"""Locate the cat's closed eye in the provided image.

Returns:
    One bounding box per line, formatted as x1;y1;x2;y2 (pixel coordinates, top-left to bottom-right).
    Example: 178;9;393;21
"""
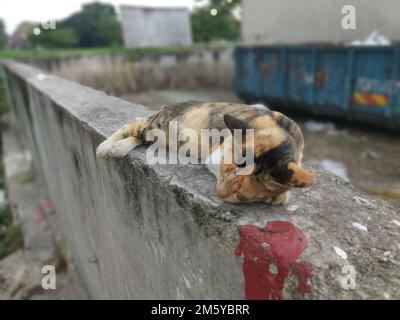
237;162;247;168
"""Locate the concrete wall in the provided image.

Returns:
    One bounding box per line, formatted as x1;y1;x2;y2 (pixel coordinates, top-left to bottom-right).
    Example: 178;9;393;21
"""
120;6;192;48
29;49;233;96
242;0;400;44
2;61;399;299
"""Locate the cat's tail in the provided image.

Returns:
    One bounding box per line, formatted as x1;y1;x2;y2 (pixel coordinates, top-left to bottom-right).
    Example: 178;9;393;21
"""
96;117;148;158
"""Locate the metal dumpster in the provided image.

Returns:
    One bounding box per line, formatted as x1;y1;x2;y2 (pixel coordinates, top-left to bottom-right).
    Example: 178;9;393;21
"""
234;45;400;130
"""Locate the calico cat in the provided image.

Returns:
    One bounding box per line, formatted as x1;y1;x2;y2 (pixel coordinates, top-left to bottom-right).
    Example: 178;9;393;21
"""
96;101;314;205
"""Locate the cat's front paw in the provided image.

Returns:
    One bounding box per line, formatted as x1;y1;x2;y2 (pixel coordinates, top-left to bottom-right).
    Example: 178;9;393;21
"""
108;138;137;158
96;138;115;158
267;192;290;205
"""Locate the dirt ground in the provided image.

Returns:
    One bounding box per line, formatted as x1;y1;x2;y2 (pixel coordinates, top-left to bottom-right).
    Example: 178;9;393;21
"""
122;89;400;209
300;119;400;208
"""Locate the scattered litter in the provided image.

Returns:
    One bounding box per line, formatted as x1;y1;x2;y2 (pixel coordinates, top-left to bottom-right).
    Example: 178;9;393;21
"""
348;30;391;46
320;159;350;182
383;292;390;299
378;256;389;262
377;251;393;262
287;205;299;212
392;219;400;227
352;222;368;232
383;251;392;257
353;196;375;208
305;120;335;133
334;246;348;260
361;150;379;160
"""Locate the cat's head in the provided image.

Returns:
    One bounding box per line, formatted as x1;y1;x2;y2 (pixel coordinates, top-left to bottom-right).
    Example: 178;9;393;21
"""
223;114;314;189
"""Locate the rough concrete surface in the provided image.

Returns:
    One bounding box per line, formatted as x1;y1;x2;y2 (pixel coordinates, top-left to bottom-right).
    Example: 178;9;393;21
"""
1;61;399;299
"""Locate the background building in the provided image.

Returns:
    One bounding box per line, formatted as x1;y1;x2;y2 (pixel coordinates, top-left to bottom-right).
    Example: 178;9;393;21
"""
241;0;400;44
120;5;192;48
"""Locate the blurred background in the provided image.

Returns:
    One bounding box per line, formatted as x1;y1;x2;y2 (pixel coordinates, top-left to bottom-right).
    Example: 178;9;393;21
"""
0;0;399;298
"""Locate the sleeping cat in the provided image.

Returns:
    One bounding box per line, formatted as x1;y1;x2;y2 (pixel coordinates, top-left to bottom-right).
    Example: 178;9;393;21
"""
96;101;314;205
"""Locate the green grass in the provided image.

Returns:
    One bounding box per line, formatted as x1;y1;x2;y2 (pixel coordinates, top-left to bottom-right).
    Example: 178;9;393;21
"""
0;222;23;260
0;161;5;190
0;202;23;260
0;43;233;60
0;163;23;259
0;131;23;259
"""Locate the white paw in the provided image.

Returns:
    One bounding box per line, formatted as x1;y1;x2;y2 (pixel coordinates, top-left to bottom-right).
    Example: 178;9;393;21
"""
282;191;290;204
108;138;137;158
96;138;115;158
271;191;290;205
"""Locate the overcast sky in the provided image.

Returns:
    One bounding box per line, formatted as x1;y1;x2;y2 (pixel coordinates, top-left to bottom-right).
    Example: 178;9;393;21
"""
1;0;203;34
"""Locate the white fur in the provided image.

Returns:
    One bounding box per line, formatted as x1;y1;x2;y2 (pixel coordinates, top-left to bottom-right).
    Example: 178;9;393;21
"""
205;146;223;179
96;137;116;158
251;103;267;110
96;137;142;158
282;191;290;204
109;137;142;157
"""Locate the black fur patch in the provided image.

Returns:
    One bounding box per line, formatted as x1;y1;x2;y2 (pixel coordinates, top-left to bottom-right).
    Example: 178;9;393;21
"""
223;114;252;133
255;139;295;184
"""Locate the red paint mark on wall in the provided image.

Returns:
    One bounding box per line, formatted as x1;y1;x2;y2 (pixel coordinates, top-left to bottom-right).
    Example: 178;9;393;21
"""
41;198;54;214
291;261;312;296
33;198;54;232
235;221;312;300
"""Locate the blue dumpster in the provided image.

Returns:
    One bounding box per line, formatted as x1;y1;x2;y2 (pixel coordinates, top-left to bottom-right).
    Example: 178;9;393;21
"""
234;45;400;130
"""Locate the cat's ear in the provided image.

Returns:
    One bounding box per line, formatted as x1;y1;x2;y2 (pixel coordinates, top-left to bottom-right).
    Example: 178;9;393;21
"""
223;115;252;138
287;162;315;187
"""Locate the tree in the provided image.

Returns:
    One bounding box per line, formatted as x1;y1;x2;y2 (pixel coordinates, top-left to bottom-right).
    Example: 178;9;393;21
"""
93;16;122;47
0;19;7;49
9;22;32;49
191;0;241;42
29;27;78;48
59;2;122;47
27;2;123;48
